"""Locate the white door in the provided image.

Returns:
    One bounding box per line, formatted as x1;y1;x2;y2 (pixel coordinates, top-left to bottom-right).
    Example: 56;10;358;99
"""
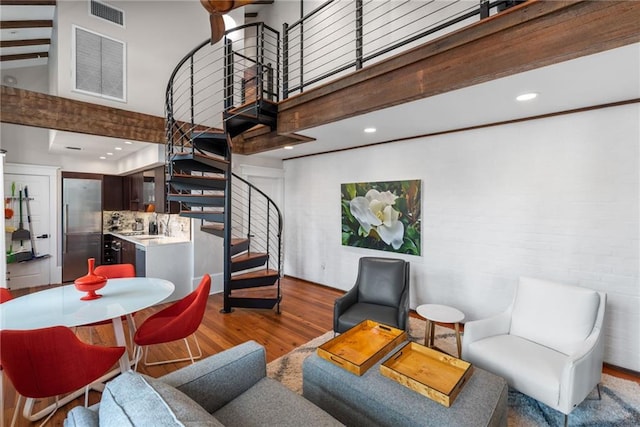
5;173;53;289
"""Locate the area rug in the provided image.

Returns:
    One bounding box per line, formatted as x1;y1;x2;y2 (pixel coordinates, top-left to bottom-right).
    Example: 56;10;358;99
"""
267;317;640;426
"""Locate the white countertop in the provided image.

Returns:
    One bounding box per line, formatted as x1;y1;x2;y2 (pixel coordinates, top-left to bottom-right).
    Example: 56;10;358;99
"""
109;232;191;248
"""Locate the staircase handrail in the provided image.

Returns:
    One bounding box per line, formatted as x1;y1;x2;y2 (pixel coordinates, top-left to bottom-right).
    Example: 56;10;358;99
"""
232;172;283;237
165;21;281;108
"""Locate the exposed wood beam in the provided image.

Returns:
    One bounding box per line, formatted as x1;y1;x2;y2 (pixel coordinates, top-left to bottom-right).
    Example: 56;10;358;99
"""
0;1;56;5
233;127;314;155
0;38;50;48
1;52;48;61
0;20;53;29
277;0;640;140
0;86;166;144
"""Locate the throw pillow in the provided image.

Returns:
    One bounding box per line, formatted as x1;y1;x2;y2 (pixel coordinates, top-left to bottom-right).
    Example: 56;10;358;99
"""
99;371;223;426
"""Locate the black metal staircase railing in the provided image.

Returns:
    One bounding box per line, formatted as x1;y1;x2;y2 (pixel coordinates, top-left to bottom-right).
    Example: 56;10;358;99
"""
165;23;283;313
163;1;529;314
282;0;522;98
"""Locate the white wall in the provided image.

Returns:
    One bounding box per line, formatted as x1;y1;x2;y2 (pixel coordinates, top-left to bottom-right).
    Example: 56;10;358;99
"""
54;0;212;116
283;104;640;371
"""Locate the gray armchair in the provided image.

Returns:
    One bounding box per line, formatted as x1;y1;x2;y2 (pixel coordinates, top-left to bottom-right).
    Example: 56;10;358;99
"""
334;257;410;334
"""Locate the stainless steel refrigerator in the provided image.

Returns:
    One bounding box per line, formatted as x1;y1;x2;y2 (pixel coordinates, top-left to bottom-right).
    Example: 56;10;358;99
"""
62;176;102;283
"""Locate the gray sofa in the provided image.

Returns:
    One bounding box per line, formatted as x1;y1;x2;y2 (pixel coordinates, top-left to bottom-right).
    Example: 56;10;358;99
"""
64;340;343;426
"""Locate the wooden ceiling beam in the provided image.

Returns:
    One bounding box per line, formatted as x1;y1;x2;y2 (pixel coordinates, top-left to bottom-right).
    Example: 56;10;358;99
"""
277;0;640;138
0;1;56;5
0;86;166;144
0;38;50;48
1;52;48;61
0;20;53;29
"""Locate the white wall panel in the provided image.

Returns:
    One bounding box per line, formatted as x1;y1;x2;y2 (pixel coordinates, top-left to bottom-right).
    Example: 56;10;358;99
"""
283;104;640;370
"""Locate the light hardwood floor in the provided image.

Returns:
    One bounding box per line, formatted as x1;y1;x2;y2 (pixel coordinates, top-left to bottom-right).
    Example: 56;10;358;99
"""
2;277;638;426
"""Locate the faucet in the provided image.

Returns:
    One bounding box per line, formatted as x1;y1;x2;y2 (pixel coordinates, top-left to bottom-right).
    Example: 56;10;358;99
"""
160;215;172;237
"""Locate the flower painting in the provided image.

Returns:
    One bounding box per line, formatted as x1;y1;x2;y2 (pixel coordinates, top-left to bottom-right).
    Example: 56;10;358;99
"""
341;180;421;255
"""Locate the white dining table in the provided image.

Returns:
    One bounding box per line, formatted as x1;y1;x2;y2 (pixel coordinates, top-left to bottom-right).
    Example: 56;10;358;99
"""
0;277;174;421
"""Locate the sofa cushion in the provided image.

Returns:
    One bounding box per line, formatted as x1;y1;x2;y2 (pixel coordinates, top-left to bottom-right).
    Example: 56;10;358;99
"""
213;377;344;427
99;371;222;426
466;334;566;408
510;277;600;355
64;406;98;427
161;340;267;414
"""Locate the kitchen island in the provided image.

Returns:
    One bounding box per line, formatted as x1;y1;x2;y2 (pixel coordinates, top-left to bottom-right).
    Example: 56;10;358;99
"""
108;232;193;302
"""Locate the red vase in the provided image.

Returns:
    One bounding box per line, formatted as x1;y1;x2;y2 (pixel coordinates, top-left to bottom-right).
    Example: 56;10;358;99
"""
74;258;107;301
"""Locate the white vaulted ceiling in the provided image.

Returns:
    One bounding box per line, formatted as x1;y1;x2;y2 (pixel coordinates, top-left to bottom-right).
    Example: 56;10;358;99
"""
0;1;55;70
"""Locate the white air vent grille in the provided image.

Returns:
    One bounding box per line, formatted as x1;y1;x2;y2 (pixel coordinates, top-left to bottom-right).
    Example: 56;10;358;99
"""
90;0;124;26
73;26;126;101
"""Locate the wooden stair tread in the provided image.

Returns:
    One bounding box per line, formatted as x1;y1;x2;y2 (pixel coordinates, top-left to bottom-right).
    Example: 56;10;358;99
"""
232;252;268;262
228;98;277;113
202;224;224;230
169;193;224;199
231;269;279;280
172;152;229;164
171;173;225;181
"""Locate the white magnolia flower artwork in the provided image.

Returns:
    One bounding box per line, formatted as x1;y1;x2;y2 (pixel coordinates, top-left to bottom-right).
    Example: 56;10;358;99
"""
349;189;404;249
341;180;421;255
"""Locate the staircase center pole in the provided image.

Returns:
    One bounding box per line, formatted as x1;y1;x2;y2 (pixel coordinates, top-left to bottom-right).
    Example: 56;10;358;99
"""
222;38;234;313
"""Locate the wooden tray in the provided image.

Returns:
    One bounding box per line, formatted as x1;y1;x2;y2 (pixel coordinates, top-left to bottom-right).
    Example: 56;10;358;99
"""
380;342;473;407
317;320;407;376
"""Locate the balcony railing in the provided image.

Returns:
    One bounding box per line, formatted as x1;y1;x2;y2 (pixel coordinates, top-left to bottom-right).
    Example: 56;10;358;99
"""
283;0;521;98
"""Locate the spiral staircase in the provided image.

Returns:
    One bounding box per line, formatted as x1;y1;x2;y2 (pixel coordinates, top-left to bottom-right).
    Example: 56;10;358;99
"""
165;25;283;313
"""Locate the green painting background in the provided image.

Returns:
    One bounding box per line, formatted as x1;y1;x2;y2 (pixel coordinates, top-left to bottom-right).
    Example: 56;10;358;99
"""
341;179;421;255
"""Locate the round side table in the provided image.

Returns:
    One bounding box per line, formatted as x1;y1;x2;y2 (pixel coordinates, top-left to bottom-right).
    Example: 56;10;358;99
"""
416;304;465;358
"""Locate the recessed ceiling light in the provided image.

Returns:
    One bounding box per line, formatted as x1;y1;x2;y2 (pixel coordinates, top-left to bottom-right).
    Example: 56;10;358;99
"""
516;92;538;102
107;152;114;156
3;75;17;86
124;141;133;145
283;145;294;150
99;156;107;160
364;127;376;133
114;147;123;151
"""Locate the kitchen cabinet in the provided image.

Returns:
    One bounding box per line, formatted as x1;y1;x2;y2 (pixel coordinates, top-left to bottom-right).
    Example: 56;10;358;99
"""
109;233;192;302
103;167;179;214
126;172;144;211
119;237;136;265
102;175;124;211
152;166;180;214
144;241;192;301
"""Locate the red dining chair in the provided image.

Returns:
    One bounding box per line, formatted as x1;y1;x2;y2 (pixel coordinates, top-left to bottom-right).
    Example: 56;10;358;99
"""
134;274;211;369
0;288;13;427
79;263;136;346
0;326;125;426
0;287;12;303
94;263;136;279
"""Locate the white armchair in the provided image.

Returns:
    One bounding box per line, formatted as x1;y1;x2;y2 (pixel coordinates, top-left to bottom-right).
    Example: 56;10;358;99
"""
462;277;606;426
